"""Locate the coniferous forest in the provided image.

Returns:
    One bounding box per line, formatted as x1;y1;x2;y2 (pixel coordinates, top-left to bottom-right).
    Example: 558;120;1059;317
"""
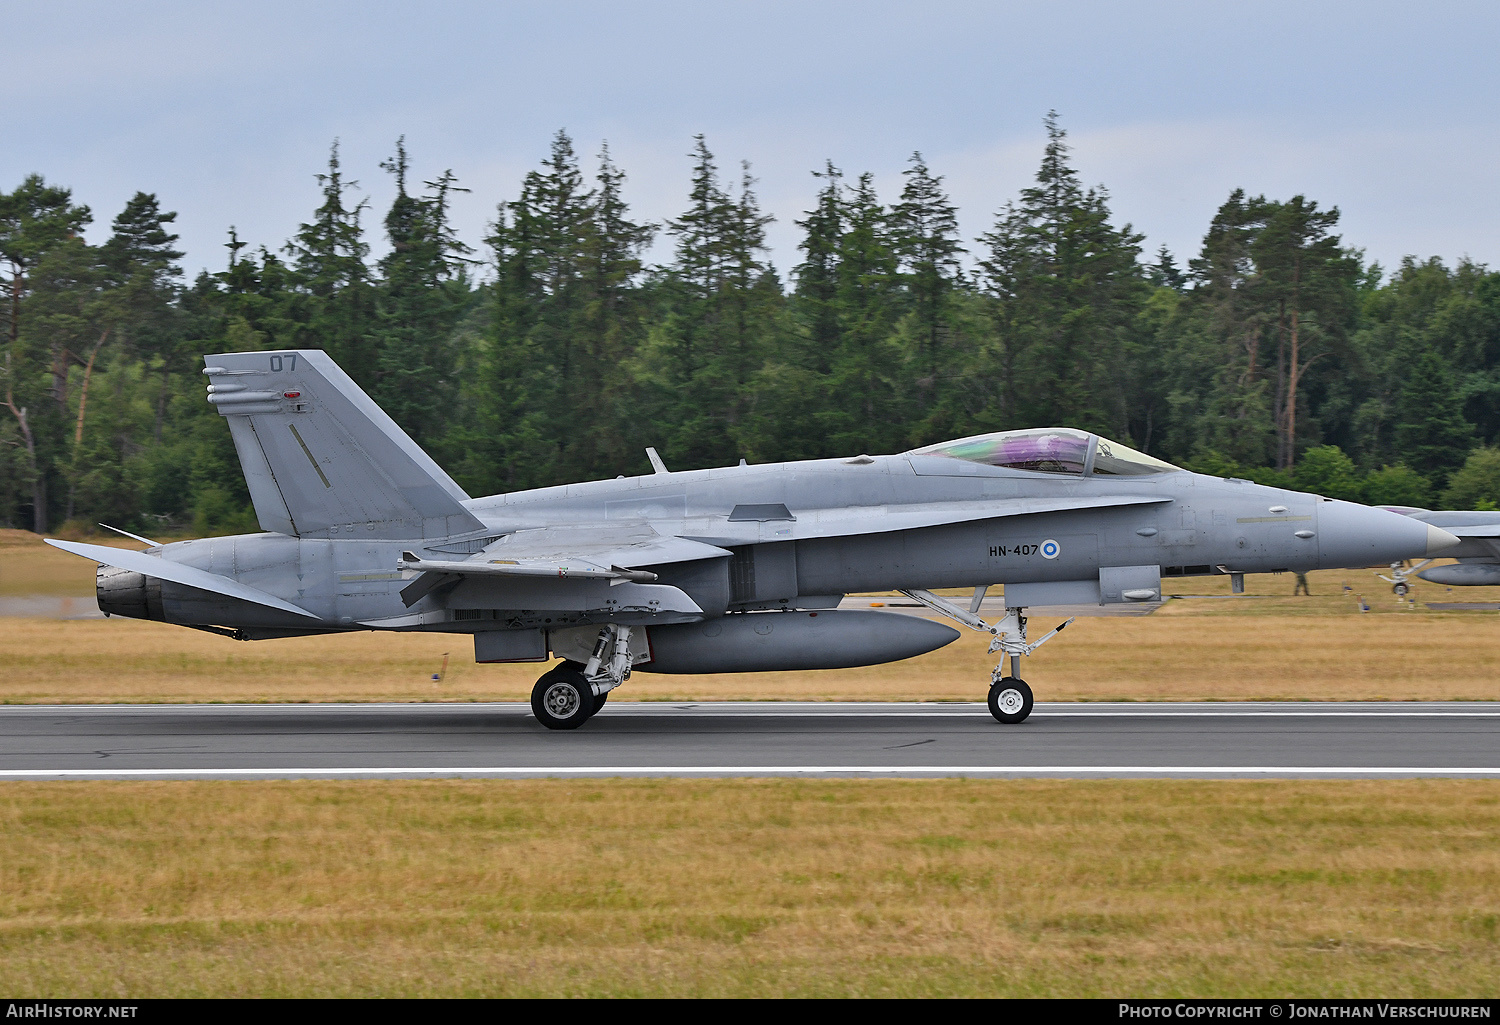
5;116;1500;537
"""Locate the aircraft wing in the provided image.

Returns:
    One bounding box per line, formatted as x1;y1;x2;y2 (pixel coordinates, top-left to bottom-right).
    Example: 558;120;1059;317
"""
404;523;730;578
396;523;729;607
1423;524;1500;538
479;522;732;568
1398;510;1500;536
1389;510;1500;561
45;539;321;619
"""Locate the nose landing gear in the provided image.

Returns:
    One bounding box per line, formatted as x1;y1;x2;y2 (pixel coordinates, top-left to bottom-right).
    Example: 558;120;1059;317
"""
899;590;1071;724
1379;560;1429;597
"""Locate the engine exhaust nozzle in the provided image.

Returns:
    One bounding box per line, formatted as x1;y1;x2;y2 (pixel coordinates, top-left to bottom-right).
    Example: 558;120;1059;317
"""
96;563;164;621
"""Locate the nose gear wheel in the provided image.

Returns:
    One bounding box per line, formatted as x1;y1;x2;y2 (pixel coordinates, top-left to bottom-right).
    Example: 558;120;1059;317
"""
988;677;1033;724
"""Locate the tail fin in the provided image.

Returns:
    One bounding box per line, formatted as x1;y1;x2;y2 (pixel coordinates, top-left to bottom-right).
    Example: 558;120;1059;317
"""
203;349;484;539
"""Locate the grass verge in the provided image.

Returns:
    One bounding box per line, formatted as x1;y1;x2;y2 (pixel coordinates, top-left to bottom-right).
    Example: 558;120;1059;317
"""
0;779;1496;997
2;609;1497;703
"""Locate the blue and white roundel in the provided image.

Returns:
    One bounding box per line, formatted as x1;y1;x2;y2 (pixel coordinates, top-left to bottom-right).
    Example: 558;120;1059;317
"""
1040;539;1060;560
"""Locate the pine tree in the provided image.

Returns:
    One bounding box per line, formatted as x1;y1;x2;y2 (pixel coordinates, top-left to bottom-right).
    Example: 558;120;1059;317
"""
374;138;474;447
1251;196;1359;467
1185;189;1279;465
100;193;185;441
664;135;732;383
651;136;773;467
890;152;962;383
479;132;654;490
1395;349;1474;485
830;172;904;449
572;142;654;473
792;161;843;372
1147;245;1185;289
976;114;1145;441
722;160;775;389
0;176;94;530
580;142;653;370
286;141;375;381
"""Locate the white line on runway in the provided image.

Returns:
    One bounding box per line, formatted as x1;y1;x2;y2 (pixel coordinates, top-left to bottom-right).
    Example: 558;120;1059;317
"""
612;714;1500;720
4;704;1499;718
3;766;1500;779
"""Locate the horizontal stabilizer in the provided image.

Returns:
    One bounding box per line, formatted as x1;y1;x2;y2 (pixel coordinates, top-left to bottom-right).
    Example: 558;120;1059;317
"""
203;349;484;539
45;539;321;620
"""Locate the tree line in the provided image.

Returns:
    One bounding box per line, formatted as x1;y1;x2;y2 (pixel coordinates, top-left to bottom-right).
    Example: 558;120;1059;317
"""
5;114;1500;537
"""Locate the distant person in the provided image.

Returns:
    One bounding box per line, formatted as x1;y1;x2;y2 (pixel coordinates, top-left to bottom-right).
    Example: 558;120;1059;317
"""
1293;572;1311;596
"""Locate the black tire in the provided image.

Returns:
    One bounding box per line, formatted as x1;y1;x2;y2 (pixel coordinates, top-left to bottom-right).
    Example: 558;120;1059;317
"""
531;665;594;730
549;660;608;717
1393;582;1410;597
988;677;1034;724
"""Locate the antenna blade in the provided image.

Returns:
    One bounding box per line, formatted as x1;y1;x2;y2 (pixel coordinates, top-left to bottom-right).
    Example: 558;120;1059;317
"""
98;523;161;547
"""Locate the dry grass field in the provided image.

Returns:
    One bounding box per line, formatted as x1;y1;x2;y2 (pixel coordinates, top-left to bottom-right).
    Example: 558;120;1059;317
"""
3;608;1500;704
0;779;1495;997
0;528;147;597
2;527;1498;703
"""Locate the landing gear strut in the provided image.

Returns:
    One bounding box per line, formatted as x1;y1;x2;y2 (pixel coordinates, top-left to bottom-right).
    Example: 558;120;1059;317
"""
1379;560;1429;597
899;590;1071;724
530;624;634;730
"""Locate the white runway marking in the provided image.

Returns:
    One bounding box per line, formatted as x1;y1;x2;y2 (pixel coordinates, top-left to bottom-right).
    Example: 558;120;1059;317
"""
6;702;1499;717
4;766;1500;780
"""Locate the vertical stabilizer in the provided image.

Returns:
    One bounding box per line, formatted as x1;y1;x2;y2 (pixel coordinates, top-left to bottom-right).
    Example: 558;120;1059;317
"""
203;349;484;539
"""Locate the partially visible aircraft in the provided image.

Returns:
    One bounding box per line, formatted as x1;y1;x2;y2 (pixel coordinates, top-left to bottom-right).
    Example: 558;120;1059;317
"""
48;350;1458;728
1376;507;1500;593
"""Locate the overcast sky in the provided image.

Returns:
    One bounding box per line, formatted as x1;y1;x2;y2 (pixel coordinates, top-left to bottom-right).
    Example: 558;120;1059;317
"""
5;1;1498;281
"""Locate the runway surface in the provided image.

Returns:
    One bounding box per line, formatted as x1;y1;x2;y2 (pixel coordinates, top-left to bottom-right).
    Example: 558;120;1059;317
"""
1;701;1498;779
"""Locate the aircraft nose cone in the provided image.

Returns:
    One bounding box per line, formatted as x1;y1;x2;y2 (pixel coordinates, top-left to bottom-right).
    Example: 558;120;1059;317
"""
1317;501;1454;569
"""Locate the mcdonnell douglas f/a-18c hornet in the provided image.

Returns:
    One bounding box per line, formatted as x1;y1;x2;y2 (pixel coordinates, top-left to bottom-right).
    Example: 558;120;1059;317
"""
48;350;1460;728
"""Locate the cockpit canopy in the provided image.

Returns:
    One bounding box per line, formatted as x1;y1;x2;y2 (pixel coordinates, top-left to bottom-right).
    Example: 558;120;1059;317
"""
907;428;1181;476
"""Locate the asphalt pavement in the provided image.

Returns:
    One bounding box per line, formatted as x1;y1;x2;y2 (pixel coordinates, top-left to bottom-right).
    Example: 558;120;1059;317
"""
1;701;1497;779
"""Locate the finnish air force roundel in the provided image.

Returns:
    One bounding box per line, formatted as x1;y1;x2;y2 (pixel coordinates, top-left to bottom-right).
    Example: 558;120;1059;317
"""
1040;539;1060;560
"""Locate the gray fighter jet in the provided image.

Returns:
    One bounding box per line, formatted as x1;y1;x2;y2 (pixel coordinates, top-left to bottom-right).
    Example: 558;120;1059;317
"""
48;349;1460;728
1373;507;1500;593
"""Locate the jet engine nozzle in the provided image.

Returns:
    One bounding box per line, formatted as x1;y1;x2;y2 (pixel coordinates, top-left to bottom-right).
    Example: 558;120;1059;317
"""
1317;500;1461;569
96;563;164;621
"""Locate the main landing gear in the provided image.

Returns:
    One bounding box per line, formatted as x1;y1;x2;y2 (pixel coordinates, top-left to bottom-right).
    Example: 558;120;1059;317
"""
899;590;1072;725
530;624;633;730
